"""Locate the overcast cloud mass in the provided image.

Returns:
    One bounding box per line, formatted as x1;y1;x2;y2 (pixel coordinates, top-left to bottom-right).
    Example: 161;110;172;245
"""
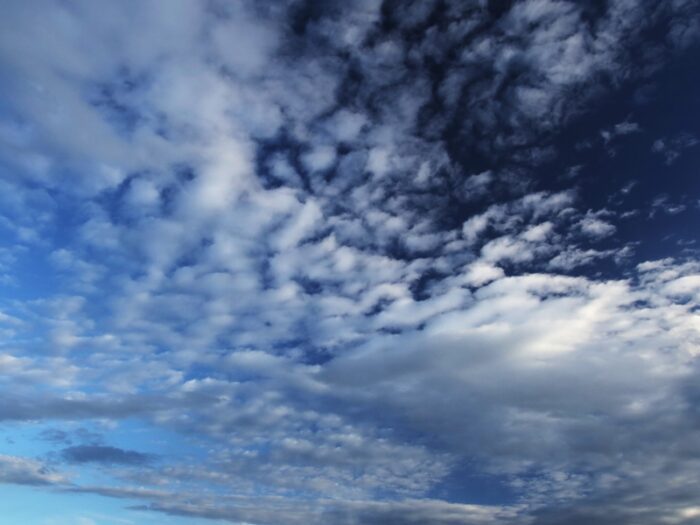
0;1;700;524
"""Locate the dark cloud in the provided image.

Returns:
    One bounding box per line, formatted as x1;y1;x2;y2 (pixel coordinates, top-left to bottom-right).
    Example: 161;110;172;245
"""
62;445;152;466
37;428;71;445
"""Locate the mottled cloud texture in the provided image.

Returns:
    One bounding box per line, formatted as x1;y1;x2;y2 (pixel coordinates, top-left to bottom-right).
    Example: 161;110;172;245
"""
0;1;699;524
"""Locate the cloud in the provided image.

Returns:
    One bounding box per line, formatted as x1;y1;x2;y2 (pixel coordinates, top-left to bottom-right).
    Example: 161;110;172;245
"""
301;145;337;173
601;120;642;144
130;497;520;525
62;445;152;466
0;455;66;486
578;213;617;239
652;133;699;164
650;194;687;217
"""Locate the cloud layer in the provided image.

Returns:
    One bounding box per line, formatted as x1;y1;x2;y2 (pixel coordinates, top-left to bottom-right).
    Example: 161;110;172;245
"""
0;1;699;524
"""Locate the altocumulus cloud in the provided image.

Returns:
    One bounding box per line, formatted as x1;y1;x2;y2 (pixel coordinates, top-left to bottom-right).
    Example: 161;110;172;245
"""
0;1;699;524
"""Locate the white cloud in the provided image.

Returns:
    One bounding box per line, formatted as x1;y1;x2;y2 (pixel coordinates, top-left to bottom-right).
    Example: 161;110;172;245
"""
301;145;337;172
578;213;616;239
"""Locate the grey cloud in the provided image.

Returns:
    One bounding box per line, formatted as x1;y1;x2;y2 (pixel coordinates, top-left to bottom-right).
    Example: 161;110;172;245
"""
320;268;700;497
62;445;152;465
37;428;71;445
0;395;161;422
128;497;518;525
0;455;66;486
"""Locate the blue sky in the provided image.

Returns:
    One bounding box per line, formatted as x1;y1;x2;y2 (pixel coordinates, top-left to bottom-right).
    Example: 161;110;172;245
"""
0;1;699;524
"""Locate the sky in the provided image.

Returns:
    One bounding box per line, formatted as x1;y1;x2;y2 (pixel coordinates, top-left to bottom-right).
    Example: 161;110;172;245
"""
0;1;699;524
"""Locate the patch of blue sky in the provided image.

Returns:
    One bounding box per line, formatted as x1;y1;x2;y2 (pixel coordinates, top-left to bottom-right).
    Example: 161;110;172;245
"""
0;484;228;525
427;461;518;506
